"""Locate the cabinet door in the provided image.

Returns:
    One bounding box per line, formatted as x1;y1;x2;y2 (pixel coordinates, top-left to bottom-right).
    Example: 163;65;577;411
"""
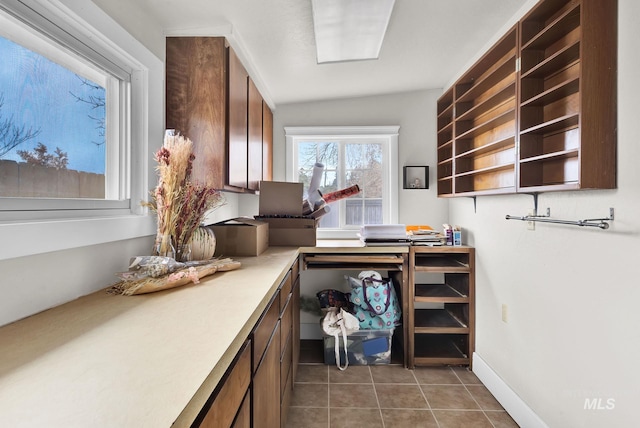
253;292;280;372
166;37;227;189
253;321;281;428
231;392;251;428
248;78;263;191
291;270;300;382
227;47;248;189
198;340;251;428
262;102;273;182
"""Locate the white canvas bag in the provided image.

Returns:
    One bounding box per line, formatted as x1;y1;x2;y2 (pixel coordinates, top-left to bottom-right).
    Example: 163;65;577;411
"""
321;307;360;370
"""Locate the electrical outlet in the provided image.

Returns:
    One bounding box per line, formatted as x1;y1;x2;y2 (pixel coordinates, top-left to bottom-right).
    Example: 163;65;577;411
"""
501;304;508;323
527;210;535;231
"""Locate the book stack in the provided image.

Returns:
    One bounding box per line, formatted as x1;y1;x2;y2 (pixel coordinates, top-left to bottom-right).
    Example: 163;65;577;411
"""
359;224;409;246
407;229;445;246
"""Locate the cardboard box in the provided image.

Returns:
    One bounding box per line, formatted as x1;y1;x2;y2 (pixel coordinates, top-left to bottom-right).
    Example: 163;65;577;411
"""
257;181;318;246
209;218;269;257
258;217;317;246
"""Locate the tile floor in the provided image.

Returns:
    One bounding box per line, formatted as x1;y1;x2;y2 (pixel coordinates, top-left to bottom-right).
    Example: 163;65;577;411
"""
285;363;520;428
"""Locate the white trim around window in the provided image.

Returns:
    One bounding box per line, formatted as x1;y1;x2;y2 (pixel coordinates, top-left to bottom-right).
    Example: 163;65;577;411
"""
0;1;161;261
285;125;399;239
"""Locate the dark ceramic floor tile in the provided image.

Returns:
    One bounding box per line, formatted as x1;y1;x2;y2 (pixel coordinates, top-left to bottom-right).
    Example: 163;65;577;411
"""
380;409;439;427
297;364;329;383
329;384;378;408
329;365;372;384
285;407;329;428
466;385;504;410
375;384;428;409
329;408;383;428
370;364;417;384
421;385;480;410
452;366;482;384
485;410;521;427
413;367;461;384
291;383;328;408
432;410;495;428
300;340;325;364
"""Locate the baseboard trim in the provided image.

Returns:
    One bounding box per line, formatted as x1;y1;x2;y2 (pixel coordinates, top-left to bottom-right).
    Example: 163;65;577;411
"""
472;352;549;428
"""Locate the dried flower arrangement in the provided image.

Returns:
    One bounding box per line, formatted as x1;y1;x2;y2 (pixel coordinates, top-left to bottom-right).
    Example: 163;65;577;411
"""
144;132;225;261
108;133;236;296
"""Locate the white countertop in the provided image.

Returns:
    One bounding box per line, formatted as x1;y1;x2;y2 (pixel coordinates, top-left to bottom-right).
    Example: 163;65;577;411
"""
0;247;299;428
0;241;409;427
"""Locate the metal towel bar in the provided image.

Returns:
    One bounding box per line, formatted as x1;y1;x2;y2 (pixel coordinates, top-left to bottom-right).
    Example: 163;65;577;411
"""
505;208;614;230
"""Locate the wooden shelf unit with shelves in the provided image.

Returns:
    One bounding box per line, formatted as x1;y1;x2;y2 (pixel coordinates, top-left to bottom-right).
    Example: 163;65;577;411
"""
407;246;475;368
450;25;518;196
518;0;616;192
437;87;454;196
436;0;617;197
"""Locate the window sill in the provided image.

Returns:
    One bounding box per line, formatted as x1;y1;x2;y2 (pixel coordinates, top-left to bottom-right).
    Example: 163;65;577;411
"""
0;214;156;261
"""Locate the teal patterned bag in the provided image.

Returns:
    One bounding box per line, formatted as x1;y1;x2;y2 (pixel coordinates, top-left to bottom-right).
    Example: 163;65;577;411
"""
347;274;402;329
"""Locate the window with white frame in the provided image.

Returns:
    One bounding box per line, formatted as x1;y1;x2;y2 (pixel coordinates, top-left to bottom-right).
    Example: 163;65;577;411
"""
0;1;160;261
285;126;399;239
0;1;134;220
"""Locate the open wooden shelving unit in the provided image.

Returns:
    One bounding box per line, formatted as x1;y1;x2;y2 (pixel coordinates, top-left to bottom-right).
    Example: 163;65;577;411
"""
407;246;475;368
437;0;617;197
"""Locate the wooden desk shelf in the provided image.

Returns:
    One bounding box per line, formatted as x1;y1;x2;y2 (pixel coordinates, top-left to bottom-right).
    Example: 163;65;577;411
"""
407;246;475;369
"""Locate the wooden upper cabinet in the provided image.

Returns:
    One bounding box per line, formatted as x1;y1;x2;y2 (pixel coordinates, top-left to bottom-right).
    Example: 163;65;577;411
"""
166;37;274;193
166;37;227;189
248;78;263;191
262;102;273;183
228;48;249;189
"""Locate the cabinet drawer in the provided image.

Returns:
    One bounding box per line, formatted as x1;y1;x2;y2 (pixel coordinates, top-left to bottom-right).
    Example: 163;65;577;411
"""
253;321;281;428
279;271;292;313
280;366;293;428
253;292;280;372
291;258;299;282
199;340;251;428
280;331;292;397
280;295;293;356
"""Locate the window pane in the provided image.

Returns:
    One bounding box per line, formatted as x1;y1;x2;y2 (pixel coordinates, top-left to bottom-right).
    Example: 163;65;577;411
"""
0;35;106;199
298;141;339;200
346;143;382;198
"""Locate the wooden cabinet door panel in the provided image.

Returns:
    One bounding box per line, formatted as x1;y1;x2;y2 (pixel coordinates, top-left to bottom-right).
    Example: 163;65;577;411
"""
166;37;227;189
199;340;251;428
231;392;250;428
227;47;248;189
291;276;300;382
248;78;263;191
253;292;280;372
262;103;273;182
253;321;281;428
278;272;292;314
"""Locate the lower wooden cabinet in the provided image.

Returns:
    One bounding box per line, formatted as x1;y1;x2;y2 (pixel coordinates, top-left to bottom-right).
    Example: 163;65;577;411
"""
231;392;251;428
253;321;281;428
195;257;300;428
197;340;252;428
291;271;300;383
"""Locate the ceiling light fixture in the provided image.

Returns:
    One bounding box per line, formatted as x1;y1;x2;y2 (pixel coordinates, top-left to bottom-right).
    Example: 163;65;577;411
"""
311;0;395;64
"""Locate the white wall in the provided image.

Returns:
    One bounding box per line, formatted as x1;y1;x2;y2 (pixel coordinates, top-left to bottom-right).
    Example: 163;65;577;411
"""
447;1;640;427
